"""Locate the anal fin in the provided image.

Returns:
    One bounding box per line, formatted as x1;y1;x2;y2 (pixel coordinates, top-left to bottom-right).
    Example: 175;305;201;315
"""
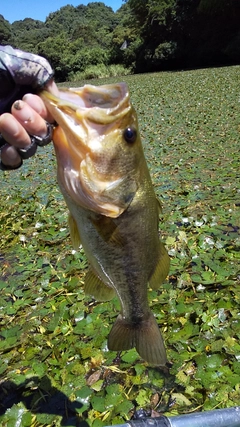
84;270;115;301
108;312;167;366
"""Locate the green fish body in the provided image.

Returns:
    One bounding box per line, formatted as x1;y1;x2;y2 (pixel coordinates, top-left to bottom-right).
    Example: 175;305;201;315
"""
41;83;170;365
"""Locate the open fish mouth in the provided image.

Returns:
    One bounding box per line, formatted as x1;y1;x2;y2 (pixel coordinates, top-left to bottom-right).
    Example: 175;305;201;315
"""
40;83;136;218
40;83;131;165
41;82;131;132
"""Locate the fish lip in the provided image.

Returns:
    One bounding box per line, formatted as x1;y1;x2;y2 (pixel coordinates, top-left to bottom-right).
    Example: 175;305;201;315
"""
41;82;130;125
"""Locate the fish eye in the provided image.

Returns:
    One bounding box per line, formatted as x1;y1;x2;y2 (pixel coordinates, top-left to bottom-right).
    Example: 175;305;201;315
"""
123;127;137;144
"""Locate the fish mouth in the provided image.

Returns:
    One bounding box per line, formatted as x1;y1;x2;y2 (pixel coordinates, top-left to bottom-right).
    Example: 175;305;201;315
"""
41;82;130;123
40;83;134;217
41;83;131;166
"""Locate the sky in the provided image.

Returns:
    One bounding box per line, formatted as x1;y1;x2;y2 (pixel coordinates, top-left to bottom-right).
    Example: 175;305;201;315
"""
1;0;124;24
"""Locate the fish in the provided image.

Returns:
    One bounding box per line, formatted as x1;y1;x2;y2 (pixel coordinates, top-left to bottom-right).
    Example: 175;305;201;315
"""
40;83;170;365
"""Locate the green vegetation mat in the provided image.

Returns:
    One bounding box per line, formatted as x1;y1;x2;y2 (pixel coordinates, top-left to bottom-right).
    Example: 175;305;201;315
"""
0;66;239;426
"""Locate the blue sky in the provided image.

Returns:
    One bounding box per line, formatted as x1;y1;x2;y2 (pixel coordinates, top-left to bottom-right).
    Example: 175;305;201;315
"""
1;0;124;24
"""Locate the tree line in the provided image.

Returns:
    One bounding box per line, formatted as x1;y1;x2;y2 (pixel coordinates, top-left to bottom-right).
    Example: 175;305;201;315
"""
0;0;239;82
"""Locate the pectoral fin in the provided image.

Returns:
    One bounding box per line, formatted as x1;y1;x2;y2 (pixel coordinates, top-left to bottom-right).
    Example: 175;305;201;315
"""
90;216;124;246
148;242;170;290
68;213;81;250
84;270;115;301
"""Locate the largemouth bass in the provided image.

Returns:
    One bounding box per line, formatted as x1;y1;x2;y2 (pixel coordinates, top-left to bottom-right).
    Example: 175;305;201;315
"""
41;83;170;365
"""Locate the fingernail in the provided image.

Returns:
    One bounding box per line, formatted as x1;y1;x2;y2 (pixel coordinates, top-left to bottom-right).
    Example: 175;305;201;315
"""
22;94;45;116
22;94;35;103
13;100;23;110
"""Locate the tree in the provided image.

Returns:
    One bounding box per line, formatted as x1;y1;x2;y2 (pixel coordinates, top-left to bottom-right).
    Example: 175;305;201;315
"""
0;15;11;44
2;0;239;80
109;2;140;68
9;19;49;53
127;0;177;71
37;33;71;81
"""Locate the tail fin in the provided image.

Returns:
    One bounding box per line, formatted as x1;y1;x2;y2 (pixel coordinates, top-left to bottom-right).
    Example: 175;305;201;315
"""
107;312;167;366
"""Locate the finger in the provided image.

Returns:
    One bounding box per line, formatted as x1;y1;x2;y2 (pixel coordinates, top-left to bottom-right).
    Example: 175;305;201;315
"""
1;144;22;168
23;79;59;123
11;100;48;137
45;79;59;96
0;113;31;148
22;93;55;124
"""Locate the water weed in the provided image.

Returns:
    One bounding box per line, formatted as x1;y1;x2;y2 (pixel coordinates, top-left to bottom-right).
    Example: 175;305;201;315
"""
0;66;239;426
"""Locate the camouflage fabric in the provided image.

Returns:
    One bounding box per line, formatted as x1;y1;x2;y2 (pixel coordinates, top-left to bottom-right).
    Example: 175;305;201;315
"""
0;45;54;114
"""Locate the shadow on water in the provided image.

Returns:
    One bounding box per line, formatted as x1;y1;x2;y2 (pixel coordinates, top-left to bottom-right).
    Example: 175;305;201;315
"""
0;375;89;426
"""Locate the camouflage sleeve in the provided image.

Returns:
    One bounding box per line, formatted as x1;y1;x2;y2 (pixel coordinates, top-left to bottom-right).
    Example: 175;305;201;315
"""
0;45;54;89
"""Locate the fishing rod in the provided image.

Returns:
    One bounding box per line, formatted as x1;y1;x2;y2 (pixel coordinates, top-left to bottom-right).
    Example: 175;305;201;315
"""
105;406;240;427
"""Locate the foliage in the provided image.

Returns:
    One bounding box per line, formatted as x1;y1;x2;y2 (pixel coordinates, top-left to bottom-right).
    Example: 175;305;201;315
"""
126;0;240;71
0;66;239;425
109;2;141;69
7;18;48;53
1;0;240;80
69;63;132;81
37;33;72;81
197;0;237;15
224;31;240;63
0;14;11;44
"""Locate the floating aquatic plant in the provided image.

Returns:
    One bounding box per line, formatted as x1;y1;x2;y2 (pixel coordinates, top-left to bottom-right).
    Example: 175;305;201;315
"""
0;66;239;426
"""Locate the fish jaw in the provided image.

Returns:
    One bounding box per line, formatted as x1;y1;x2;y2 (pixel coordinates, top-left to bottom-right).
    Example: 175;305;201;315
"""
40;83;137;218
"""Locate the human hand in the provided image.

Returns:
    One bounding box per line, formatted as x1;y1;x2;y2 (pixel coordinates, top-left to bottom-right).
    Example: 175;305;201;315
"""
0;80;58;169
0;46;59;170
